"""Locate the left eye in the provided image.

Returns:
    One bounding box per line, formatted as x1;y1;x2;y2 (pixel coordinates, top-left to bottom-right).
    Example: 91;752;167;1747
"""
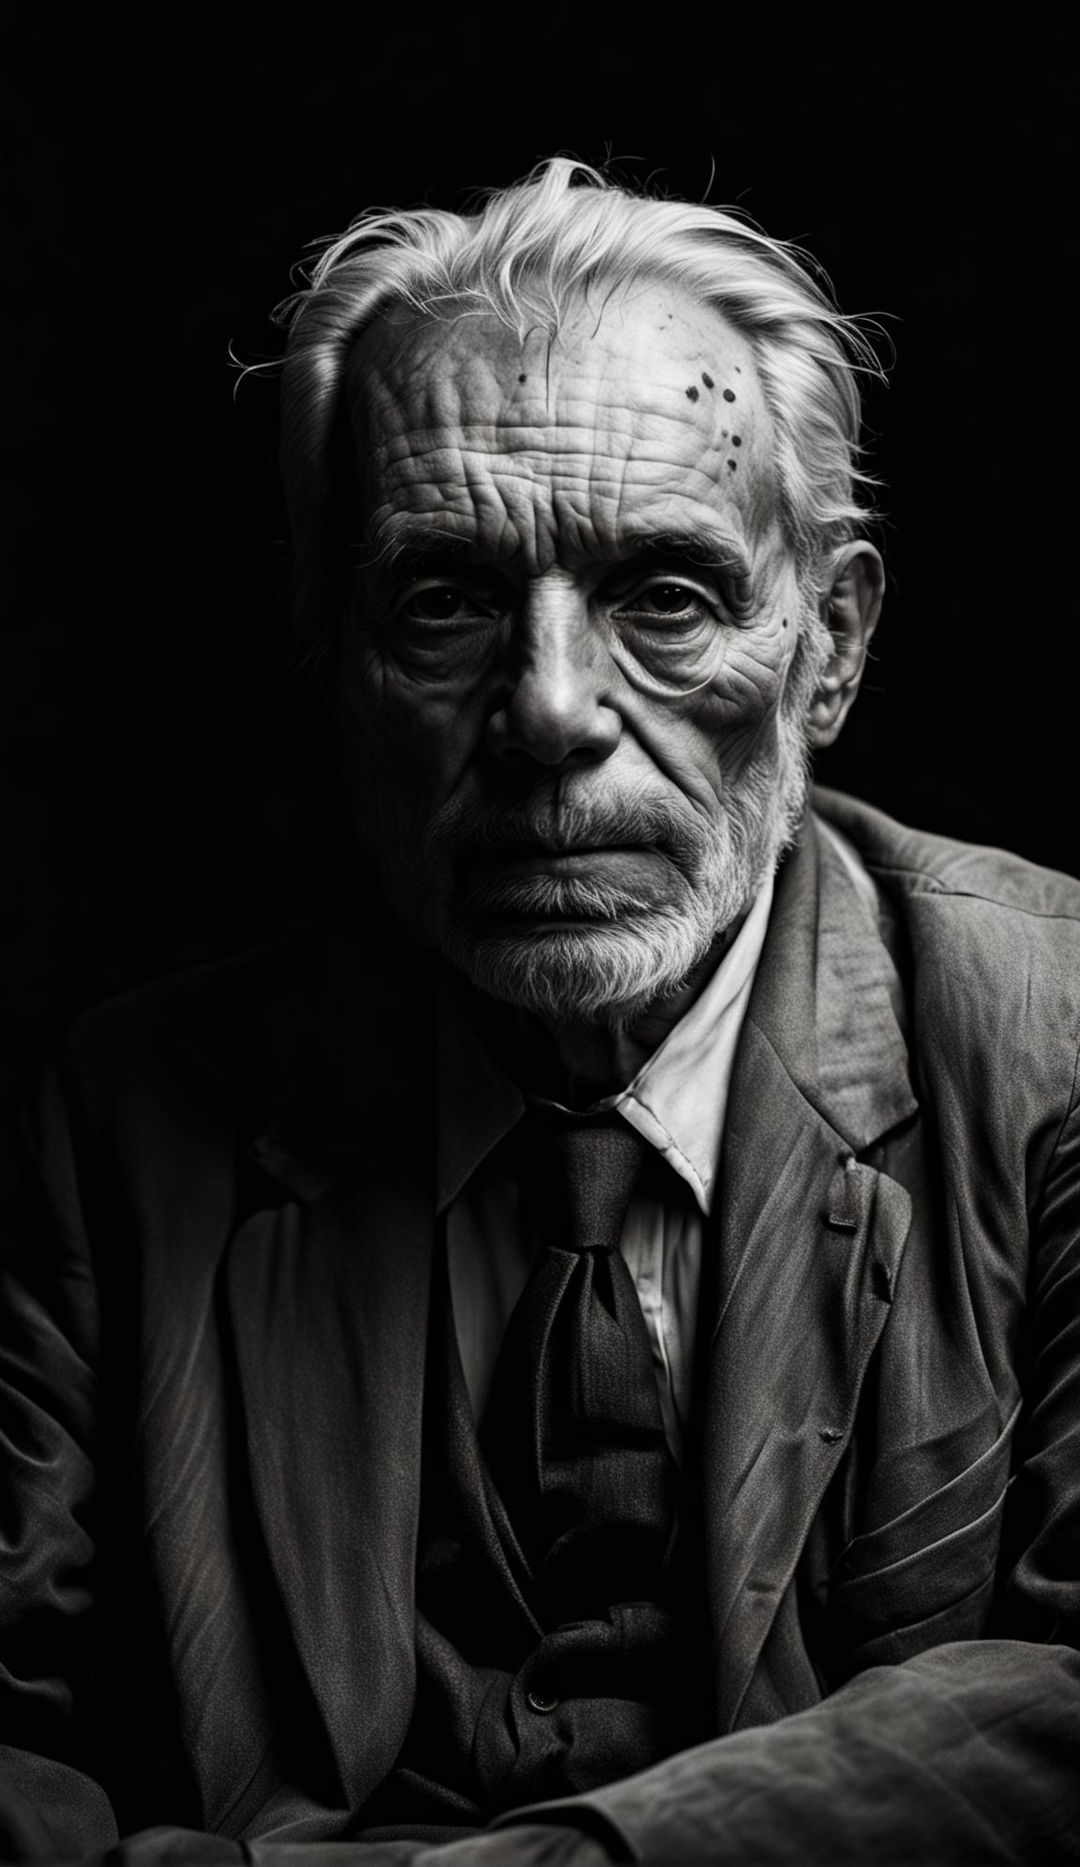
615;580;714;622
639;582;697;614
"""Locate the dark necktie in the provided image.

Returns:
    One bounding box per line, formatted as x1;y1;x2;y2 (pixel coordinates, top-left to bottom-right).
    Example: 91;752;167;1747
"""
481;1103;678;1628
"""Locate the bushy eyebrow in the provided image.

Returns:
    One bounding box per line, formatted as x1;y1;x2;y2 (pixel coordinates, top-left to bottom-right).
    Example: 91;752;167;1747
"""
623;531;753;588
356;523;470;585
360;520;754;595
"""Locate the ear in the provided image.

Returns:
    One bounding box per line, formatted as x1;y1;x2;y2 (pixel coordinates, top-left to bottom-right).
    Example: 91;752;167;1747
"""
805;541;885;748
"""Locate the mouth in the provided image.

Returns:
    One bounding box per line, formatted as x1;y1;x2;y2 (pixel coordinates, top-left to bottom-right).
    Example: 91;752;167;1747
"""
475;841;655;874
454;841;672;928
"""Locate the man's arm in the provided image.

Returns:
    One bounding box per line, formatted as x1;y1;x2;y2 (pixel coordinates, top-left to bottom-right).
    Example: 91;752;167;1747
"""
0;1062;120;1858
492;1642;1080;1864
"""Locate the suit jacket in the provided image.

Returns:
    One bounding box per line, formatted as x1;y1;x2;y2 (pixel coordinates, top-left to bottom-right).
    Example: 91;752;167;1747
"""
2;790;1079;1863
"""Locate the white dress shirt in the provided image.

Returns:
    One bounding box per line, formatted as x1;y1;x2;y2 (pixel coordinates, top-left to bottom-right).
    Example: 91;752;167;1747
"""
436;876;776;1460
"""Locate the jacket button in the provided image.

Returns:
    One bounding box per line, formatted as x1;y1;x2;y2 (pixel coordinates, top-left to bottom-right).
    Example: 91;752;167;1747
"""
526;1688;559;1714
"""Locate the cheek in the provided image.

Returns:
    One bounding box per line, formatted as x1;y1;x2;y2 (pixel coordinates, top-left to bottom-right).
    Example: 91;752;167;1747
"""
698;637;791;740
338;629;490;827
620;620;796;801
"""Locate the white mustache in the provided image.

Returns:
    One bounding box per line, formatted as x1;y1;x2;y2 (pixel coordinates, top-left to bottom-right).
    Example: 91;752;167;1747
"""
422;790;706;865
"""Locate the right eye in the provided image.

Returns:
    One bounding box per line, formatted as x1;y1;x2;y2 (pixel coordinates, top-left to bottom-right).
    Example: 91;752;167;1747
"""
384;579;500;685
399;583;481;623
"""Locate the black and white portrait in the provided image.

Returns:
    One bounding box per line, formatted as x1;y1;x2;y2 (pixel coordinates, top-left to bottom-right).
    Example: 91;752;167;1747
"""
1;10;1077;1863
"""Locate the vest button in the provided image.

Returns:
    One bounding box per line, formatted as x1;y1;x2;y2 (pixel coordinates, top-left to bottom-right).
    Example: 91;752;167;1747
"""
526;1688;559;1714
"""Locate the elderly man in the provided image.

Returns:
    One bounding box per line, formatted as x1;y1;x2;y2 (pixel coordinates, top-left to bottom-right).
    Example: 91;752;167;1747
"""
2;159;1078;1865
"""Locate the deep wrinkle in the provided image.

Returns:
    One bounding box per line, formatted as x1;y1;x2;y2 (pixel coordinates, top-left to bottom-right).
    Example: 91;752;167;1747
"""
338;280;814;1071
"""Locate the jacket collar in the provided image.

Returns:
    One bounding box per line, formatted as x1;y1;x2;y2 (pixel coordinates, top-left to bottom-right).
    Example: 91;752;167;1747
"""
701;808;919;1733
747;807;917;1154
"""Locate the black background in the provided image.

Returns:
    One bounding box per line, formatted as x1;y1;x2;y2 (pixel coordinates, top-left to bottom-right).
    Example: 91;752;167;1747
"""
2;2;1077;1172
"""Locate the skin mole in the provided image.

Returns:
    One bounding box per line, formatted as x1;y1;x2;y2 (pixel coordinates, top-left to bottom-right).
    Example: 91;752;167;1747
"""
732;435;742;447
686;385;700;402
701;371;714;389
727;458;737;471
518;373;527;383
723;388;736;403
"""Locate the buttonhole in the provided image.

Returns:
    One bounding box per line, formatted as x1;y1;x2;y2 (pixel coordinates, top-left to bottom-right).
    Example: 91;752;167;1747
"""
825;1156;861;1232
824;1211;860;1234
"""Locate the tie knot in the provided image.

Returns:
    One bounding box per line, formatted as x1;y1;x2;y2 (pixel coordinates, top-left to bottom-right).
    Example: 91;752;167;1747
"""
526;1103;648;1254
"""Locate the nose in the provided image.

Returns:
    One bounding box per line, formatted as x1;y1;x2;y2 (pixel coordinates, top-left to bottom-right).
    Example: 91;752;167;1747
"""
486;587;622;771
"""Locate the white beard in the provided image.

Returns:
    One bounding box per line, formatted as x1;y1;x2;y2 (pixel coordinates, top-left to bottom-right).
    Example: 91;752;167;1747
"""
412;698;813;1030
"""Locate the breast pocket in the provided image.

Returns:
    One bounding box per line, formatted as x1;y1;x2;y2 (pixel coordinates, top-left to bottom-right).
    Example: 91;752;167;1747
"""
827;1400;1021;1654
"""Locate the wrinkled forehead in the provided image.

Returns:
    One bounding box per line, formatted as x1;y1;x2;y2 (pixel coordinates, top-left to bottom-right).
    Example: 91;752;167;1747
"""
344;280;784;566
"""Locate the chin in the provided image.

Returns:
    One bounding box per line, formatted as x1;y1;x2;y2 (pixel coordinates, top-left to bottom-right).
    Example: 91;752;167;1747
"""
433;846;765;1028
442;918;707;1026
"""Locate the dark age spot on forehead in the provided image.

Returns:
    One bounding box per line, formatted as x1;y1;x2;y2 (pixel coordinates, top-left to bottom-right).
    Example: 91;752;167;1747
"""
701;371;714;389
723;388;736;403
348;283;787;567
685;385;699;402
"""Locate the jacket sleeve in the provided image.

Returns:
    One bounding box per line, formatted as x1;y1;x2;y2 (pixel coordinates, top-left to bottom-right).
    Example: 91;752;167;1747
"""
0;1062;120;1857
498;1063;1080;1864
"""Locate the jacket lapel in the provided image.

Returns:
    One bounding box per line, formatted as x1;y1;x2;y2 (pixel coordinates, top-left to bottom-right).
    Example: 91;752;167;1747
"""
222;939;438;1814
703;814;918;1732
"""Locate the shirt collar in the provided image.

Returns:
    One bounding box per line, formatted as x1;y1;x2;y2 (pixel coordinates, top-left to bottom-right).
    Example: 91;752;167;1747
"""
606;874;773;1213
436;874;774;1217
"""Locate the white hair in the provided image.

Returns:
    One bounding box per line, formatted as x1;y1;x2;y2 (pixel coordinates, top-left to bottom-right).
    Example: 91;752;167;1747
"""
277;157;883;672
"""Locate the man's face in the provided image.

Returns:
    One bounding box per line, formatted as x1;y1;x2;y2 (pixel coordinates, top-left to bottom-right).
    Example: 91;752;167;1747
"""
339;282;815;1025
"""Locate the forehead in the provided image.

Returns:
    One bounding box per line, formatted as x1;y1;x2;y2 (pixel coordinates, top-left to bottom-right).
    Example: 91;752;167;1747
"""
345;280;781;567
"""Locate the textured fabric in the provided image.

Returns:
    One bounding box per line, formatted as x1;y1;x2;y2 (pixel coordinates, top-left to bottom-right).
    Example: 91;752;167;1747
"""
363;1244;697;1833
481;1108;677;1622
439;875;775;1446
0;792;1079;1862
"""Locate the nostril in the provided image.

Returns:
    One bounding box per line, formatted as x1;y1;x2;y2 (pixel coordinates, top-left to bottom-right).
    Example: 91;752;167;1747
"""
487;675;622;769
490;714;621;769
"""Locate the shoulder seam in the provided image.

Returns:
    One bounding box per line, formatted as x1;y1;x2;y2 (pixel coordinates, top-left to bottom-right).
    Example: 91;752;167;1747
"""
867;863;1080;923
